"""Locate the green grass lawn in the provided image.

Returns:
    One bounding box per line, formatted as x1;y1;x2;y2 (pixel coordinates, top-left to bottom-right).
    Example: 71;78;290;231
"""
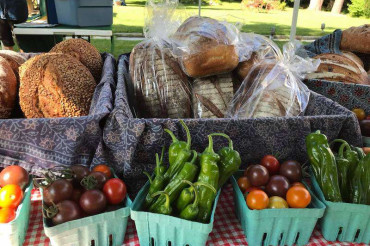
113;0;368;36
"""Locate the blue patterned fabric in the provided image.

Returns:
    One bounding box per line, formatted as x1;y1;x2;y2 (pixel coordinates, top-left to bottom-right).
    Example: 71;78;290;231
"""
0;53;116;176
97;54;362;196
304;29;342;57
305;79;370;115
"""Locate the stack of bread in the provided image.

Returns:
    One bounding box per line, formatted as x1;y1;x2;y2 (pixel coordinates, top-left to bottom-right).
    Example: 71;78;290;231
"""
129;16;312;119
0;39;102;119
306;24;370;85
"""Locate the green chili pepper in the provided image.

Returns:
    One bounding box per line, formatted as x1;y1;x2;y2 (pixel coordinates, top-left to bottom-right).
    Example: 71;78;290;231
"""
209;133;241;189
196;135;220;223
351;153;370;205
151;191;172;215
153;147;167;176
163;122;192;182
331;140;359;176
306;130;342;202
351;145;366;160
179;180;217;221
165;120;191;167
143;152;166;208
149;151;198;213
336;143;351;202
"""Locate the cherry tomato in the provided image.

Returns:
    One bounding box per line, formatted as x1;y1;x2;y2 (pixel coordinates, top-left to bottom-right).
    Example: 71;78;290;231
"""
291;182;305;188
363;147;370;155
243;165;257;176
286;186;311;208
103;178;127;205
244;187;262;196
0;184;23;208
246;165;269;186
0;165;29;189
80;189;107;215
52;200;82;225
92;165;112;179
246;190;269;210
237;177;251;193
267;196;289;209
0;207;16;223
260;155;280;175
353;108;366;121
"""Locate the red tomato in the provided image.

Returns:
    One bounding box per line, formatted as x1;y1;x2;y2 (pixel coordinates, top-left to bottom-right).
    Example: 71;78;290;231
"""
0;184;23;208
0;207;16;223
92;165;112;179
0;166;29;189
237;177;251;193
103;178;127;205
246;190;269;210
260;155;280;175
286;186;311;208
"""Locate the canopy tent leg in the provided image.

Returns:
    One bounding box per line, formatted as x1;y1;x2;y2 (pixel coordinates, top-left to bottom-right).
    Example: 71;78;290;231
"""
290;0;301;41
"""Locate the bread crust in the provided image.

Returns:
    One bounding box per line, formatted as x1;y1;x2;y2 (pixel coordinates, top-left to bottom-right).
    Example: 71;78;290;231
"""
340;25;370;54
0;50;26;80
0;57;17;118
307;53;369;85
51;39;102;82
342;51;364;68
19;53;96;118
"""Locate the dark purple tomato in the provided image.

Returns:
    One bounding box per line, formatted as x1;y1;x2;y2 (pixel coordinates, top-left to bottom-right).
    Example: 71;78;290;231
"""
266;175;290;198
80;190;107;215
279;160;302;183
48;179;73;204
246;165;270;187
88;171;108;190
70;165;90;184
43;188;53;206
52;200;82;225
71;188;84;204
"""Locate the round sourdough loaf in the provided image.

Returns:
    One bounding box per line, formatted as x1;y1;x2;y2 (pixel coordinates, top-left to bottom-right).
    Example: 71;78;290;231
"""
0;50;26;80
172;16;239;78
19;53;96;118
0;57;17;118
50;39;102;82
340;25;369;54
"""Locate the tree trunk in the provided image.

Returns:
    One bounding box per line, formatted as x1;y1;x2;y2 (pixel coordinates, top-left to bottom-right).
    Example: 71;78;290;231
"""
308;0;323;11
331;0;344;14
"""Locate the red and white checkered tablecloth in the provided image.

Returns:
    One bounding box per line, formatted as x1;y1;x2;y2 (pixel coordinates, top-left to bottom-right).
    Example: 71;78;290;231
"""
23;185;367;246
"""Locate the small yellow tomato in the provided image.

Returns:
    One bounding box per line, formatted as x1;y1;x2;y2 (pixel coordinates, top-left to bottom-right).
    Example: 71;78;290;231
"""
352;108;366;121
267;196;289;209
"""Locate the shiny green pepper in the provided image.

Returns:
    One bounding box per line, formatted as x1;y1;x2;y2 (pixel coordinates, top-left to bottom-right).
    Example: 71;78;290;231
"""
209;133;241;189
151;191;172;215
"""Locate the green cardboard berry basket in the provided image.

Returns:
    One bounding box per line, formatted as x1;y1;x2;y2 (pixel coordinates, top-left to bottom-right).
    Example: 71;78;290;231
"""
41;170;132;246
310;172;370;244
131;181;221;246
232;171;325;246
0;178;33;246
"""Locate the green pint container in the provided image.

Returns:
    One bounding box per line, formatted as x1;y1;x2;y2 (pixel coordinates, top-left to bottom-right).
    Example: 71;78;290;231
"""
232;171;325;246
0;178;33;246
311;174;370;244
131;181;221;246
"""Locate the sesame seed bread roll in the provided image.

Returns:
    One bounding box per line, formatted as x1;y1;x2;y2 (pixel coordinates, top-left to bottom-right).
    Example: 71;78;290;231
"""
50;39;103;82
19;53;96;118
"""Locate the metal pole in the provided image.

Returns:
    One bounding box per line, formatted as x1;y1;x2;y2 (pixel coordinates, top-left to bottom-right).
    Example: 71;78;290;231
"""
199;0;201;16
290;0;301;42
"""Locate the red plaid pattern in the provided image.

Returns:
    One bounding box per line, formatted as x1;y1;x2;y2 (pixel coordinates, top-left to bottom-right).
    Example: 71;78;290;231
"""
23;185;367;246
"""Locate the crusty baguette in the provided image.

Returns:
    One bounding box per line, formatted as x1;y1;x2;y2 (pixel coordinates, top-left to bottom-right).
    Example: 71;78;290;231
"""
192;73;234;118
340;25;370;54
129;40;191;118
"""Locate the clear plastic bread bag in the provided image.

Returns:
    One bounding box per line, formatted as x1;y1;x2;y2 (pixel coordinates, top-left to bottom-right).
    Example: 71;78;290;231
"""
170;16;241;78
128;0;192;118
226;40;320;118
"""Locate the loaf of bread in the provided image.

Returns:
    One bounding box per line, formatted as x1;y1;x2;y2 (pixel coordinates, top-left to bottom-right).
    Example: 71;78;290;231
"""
340;25;369;54
0;50;26;80
306;53;368;85
19;53;96;118
192;73;234;118
129;40;192;118
50;39;103;82
172;16;239;78
228;63;305;118
0;57;17;118
236;53;260;81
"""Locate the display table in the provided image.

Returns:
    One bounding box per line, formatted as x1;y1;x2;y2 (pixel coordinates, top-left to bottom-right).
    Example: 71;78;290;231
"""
23;185;365;246
13;25;114;53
